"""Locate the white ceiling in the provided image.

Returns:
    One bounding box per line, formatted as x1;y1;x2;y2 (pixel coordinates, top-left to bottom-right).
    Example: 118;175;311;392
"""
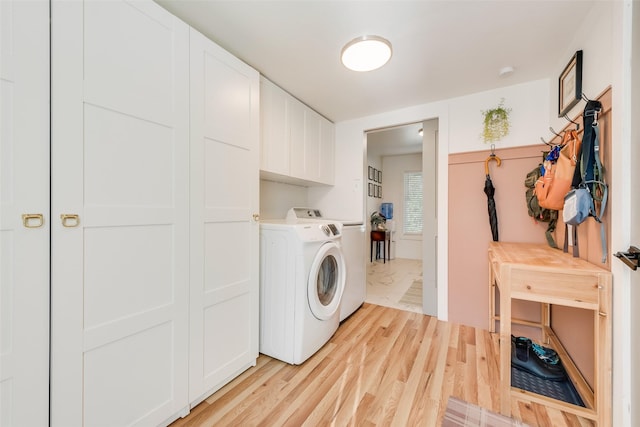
156;1;596;123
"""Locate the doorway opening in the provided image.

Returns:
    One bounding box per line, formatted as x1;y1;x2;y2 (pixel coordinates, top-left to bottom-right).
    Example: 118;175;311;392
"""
364;119;438;315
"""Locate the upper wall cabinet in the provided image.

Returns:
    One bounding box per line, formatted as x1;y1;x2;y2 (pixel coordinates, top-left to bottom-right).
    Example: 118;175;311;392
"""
260;77;335;186
260;77;290;176
319;115;335;185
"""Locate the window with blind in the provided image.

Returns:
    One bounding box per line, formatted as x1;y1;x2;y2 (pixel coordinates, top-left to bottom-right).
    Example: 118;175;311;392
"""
403;172;423;234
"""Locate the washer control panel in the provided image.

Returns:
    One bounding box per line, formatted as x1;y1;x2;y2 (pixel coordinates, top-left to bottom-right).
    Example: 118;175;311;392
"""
288;207;323;220
321;224;341;237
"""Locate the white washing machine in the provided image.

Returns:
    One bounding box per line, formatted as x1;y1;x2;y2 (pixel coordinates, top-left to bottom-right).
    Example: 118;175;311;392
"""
286;208;365;321
259;219;346;365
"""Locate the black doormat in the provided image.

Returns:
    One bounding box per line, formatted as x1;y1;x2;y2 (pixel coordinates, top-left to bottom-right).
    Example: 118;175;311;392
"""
511;367;585;407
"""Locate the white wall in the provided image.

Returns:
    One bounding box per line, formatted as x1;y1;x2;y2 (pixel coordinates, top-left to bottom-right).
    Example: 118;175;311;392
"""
259;180;307;220
381;154;422;260
307;124;367;224
549;1;614;130
448;79;550;154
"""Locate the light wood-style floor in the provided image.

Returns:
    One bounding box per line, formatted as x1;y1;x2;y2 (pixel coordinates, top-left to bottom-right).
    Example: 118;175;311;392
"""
170;304;594;426
365;258;423;314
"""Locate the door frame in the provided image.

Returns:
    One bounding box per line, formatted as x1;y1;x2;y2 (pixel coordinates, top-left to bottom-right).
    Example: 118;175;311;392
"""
361;106;450;319
611;1;637;426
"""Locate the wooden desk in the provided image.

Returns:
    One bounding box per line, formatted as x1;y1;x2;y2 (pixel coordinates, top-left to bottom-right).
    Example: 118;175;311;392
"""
488;242;612;426
370;230;390;263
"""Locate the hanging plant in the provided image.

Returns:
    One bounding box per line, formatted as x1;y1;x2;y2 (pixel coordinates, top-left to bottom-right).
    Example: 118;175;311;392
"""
481;99;511;144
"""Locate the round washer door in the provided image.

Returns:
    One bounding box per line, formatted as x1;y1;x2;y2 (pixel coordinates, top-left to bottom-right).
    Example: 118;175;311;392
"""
307;242;346;320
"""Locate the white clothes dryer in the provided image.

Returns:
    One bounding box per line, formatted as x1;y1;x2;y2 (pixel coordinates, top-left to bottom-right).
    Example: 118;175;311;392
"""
259;220;346;365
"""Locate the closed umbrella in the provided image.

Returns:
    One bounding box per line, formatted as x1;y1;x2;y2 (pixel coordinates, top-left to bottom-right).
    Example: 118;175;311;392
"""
484;154;502;241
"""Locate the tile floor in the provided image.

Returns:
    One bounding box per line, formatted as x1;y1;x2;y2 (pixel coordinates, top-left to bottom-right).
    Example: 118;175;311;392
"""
365;257;423;314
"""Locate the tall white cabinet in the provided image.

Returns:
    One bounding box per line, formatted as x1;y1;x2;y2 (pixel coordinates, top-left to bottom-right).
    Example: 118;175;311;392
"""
2;0;260;425
50;2;191;425
0;1;50;426
188;28;259;405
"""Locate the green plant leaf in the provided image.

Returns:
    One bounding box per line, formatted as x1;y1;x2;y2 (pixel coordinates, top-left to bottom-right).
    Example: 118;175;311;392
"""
481;99;511;144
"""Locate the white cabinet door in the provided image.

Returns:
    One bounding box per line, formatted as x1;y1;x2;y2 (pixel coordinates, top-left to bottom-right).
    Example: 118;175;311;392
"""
319;117;335;185
260;77;290;176
289;98;306;179
50;1;190;425
0;1;50;425
304;108;321;181
189;28;259;404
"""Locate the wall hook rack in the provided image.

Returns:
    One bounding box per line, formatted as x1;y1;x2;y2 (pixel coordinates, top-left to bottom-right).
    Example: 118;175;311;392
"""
563;114;580;131
540;127;562;147
549;126;562;138
540;136;553;146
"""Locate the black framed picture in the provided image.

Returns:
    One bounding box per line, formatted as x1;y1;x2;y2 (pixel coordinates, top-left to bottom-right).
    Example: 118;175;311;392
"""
558;50;583;117
368;166;375;181
368;183;374;197
373;168;378;182
377;170;382;183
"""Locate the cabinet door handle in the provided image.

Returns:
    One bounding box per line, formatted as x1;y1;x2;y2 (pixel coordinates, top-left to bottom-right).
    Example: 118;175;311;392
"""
22;213;44;228
253;213;260;221
60;214;80;228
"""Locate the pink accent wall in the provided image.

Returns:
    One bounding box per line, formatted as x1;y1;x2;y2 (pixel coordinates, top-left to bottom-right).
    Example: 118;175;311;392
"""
447;87;612;389
448;145;552;330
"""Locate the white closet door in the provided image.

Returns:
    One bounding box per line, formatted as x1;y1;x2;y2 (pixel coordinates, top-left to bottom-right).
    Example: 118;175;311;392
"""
50;1;190;425
189;28;259;404
0;1;50;425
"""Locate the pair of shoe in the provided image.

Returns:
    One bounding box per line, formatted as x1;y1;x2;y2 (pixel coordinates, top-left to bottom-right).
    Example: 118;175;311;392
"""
531;341;560;365
511;335;566;381
513;335;561;365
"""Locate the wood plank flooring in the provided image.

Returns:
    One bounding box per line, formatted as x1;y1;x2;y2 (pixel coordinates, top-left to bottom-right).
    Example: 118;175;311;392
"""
170;304;594;427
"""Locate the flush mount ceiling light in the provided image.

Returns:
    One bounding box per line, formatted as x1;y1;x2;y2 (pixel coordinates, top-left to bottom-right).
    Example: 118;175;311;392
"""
341;35;392;72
